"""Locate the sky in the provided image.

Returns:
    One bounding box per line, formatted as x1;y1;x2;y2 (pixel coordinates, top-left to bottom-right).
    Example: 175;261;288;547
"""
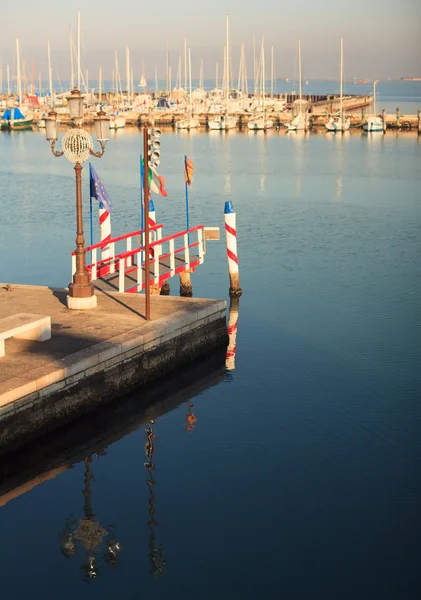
0;0;420;85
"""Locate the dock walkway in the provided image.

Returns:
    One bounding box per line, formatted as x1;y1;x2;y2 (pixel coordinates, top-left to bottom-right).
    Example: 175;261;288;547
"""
0;284;227;454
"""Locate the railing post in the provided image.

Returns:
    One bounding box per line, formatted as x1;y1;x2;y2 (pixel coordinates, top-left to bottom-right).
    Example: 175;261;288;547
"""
154;251;159;285
118;258;125;293
109;242;116;274
126;237;132;266
198;228;204;263
169;239;175;276
137;252;143;292
92;248;97;280
184;233;190;270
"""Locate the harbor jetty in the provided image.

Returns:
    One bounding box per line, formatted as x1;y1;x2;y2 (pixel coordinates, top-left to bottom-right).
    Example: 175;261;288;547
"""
0;284;227;455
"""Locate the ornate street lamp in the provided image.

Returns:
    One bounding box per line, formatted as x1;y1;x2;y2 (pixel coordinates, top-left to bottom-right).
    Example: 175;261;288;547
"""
44;88;110;310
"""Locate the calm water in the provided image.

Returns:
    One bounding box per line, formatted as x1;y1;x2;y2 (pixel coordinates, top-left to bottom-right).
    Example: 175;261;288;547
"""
0;118;420;598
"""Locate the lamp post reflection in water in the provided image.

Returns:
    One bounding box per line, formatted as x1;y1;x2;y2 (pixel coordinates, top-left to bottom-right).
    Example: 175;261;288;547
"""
225;296;240;380
144;421;166;577
185;402;198;433
59;454;121;580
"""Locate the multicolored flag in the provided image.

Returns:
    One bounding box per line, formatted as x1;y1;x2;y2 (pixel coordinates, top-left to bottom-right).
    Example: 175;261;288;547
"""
89;163;112;212
184;156;194;186
141;159;168;197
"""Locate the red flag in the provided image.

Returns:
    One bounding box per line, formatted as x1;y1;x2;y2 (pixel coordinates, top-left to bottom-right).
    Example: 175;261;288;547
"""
184;156;194;186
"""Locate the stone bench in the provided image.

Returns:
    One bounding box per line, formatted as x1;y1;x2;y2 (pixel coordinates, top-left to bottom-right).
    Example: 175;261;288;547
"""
0;314;51;357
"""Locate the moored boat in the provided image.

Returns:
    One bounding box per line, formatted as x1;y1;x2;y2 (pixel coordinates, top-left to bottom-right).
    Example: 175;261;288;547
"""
1;107;33;130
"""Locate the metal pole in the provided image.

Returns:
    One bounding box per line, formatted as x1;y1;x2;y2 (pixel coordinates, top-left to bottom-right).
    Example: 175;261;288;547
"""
143;126;151;320
68;162;94;300
184;155;189;233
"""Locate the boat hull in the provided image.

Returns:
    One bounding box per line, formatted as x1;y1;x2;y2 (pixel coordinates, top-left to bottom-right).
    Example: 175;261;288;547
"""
1;118;33;130
362;117;384;132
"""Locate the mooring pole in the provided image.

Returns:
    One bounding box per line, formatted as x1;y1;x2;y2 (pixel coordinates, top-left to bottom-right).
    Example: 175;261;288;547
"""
224;201;242;297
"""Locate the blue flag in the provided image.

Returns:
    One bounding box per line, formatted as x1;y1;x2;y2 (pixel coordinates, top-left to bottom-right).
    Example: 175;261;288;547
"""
89;163;112;213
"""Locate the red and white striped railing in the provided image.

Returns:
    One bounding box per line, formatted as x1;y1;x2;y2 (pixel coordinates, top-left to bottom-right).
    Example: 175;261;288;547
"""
71;225;204;294
71;224;163;280
120;225;204;294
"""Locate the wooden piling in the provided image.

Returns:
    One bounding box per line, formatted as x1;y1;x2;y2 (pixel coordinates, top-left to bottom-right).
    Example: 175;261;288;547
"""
180;271;193;297
418;110;421;135
382;109;387;133
160;280;170;296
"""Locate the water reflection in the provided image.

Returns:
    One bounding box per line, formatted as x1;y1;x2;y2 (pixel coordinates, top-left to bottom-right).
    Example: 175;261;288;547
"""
144;421;166;577
59;454;121;580
185;402;198;433
225;297;240;379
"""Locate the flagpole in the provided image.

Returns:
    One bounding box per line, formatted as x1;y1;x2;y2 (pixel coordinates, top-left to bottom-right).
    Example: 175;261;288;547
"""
140;154;144;264
184;154;189;235
143;126;151;321
89;162;93;249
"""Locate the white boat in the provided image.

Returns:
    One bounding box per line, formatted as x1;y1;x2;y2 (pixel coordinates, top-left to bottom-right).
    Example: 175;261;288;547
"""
325;115;350;132
109;114;126;129
362;80;384;132
176;117;200;130
1;40;34;130
248;39;274;131
208;115;237;130
286;41;307;132
325;39;350;133
287;112;307;132
248;117;274;130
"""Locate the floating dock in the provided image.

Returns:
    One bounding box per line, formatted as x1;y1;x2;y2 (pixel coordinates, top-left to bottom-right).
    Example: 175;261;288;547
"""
0;283;227;455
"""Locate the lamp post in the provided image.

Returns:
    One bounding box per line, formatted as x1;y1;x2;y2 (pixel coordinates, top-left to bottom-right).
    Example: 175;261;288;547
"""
44;88;110;310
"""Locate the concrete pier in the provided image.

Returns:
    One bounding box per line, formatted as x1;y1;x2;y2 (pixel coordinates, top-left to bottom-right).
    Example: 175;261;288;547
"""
0;284;227;455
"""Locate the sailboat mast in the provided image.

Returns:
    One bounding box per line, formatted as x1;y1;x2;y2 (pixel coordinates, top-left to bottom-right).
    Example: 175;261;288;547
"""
7;64;10;96
155;64;158;95
0;59;2;95
188;47;192;116
340;38;343;117
216;62;218;88
271;45;274;98
69;29;74;89
16;38;22;108
38;71;42;95
165;43;169;95
262;38;265;115
47;41;53;106
99;66;102;102
126;46;130;103
226;14;230;110
184;38;187;90
77;11;81;90
298;39;302;103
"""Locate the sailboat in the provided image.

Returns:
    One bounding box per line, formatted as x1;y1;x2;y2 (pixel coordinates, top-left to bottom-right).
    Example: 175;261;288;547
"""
362;80;384;132
325;39;350;132
176;48;200;130
248;39;273;131
209;16;237;131
1;39;33;130
286;40;307;132
109;51;126;129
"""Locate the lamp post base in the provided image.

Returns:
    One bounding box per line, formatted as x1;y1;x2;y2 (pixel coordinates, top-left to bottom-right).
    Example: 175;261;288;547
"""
66;293;98;310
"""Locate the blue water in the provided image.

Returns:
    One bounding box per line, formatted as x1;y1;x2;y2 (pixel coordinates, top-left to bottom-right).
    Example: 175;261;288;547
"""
0;119;420;598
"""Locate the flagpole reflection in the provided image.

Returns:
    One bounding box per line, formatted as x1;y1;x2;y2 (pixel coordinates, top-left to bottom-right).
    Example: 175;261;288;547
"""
144;421;166;577
185;401;197;433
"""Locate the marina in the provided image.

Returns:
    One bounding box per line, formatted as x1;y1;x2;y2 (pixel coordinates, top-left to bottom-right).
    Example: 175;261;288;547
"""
0;5;420;598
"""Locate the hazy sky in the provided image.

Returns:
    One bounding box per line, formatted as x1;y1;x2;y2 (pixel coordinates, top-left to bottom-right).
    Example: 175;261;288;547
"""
0;0;419;83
